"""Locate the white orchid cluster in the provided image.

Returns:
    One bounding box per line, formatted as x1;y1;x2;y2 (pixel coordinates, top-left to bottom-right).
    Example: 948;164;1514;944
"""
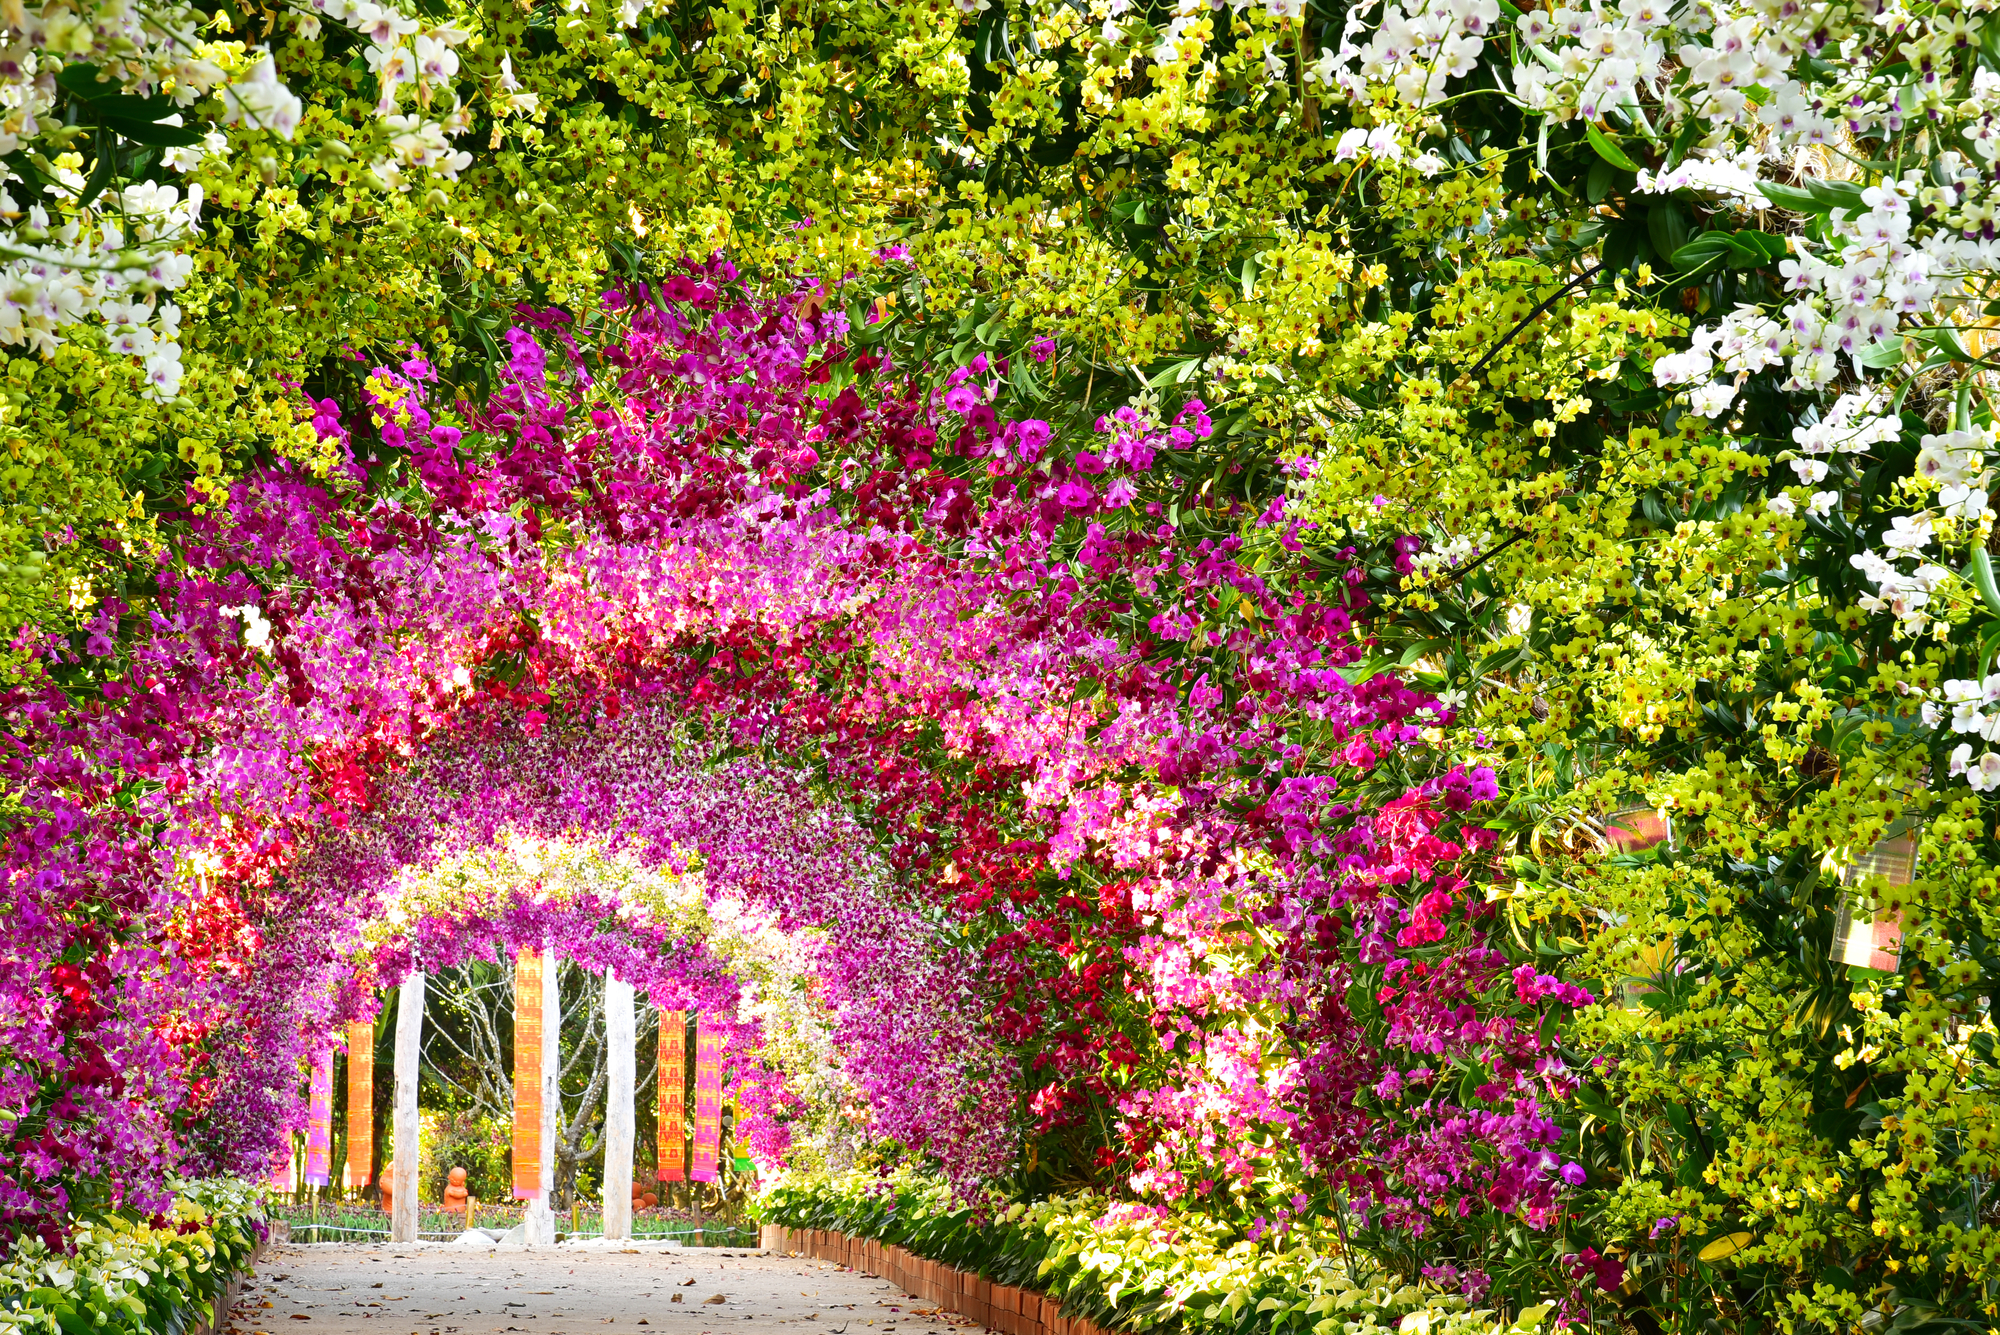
292;0;508;189
1928;670;2000;790
0;0;531;395
0;1;225;152
1316;0;2000;410
1324;1;2000;377
0;0;251;393
1332;0;1506;109
1645;176;1965;414
1841;418;2000;638
1848;514;1954;633
1687;173;1984;402
0;177;205;393
1916;425;1996;521
1312;0;2000;796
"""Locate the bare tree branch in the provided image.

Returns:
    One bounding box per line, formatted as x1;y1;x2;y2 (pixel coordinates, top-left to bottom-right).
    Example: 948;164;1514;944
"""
421;961;517;1125
418;960;673;1212
553;963;610;1208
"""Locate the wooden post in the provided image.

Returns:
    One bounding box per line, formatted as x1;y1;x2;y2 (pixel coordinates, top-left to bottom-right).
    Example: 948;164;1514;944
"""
602;970;635;1240
391;971;424;1244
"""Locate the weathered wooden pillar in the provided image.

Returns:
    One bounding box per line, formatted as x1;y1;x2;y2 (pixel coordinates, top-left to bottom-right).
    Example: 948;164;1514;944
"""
602;970;636;1240
391;971;425;1244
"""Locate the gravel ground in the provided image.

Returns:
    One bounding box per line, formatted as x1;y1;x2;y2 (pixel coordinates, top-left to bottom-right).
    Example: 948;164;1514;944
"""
226;1243;986;1335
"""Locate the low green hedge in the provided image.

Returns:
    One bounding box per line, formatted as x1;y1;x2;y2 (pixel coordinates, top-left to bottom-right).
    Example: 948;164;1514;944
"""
756;1173;1551;1335
0;1178;266;1335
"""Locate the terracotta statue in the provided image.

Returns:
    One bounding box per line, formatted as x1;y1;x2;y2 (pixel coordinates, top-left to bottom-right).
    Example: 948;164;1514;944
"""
444;1166;470;1211
379;1159;396;1215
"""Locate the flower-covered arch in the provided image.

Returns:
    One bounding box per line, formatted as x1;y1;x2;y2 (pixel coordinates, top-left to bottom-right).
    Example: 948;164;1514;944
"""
353;867;782;1167
3;270;1590;1259
271;710;1017;1182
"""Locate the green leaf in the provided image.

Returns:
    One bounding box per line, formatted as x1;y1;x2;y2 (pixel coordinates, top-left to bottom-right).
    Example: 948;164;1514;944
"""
1806;178;1868;213
75;141;116;211
1645;202;1690;261
1967;549;2000;618
1910;325;1976;364
1663;115;1702;170
1725;231;1788;265
1008;356;1041;401
1668;233;1734;272
1758;182;1818;212
56;63;117;100
1584;121;1643;172
101;115;202;148
1585;157;1616;203
1758;178;1866;216
1857;337;1905;369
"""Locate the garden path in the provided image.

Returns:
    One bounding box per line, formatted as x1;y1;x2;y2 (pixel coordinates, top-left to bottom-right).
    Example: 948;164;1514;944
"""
228;1244;983;1335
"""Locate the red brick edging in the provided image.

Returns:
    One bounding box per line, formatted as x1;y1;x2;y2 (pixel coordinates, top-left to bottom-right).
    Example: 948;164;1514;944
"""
759;1226;1113;1335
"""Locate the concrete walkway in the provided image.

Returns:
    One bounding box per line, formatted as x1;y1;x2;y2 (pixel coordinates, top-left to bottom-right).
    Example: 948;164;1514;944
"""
227;1244;986;1335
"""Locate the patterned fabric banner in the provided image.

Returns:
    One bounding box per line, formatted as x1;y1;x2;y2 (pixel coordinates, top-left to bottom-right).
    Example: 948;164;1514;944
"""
657;1009;685;1182
690;1015;722;1182
345;1020;374;1189
512;948;544;1200
268;1141;294;1191
304;1047;334;1186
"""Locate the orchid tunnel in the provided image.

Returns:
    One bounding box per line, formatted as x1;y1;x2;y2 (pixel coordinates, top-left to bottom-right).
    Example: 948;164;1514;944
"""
5;0;2000;1332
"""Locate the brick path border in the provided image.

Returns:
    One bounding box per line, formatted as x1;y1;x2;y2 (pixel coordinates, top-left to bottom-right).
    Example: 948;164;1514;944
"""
759;1226;1114;1335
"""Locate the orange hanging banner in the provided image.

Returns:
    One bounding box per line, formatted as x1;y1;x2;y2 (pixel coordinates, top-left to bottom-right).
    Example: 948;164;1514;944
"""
345;1020;374;1189
690;1015;722;1182
657;1010;685;1182
512;949;544;1199
304;1048;334;1186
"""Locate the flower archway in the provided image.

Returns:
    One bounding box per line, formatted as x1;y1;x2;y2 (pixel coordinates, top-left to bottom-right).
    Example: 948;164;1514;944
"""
2;272;1585;1264
277;711;1017;1188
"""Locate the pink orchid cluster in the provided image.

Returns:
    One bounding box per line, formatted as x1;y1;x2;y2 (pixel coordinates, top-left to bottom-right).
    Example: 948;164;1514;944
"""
0;260;1595;1259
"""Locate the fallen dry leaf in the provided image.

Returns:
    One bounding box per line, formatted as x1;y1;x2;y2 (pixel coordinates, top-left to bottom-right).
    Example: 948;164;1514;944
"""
705;1295;727;1305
